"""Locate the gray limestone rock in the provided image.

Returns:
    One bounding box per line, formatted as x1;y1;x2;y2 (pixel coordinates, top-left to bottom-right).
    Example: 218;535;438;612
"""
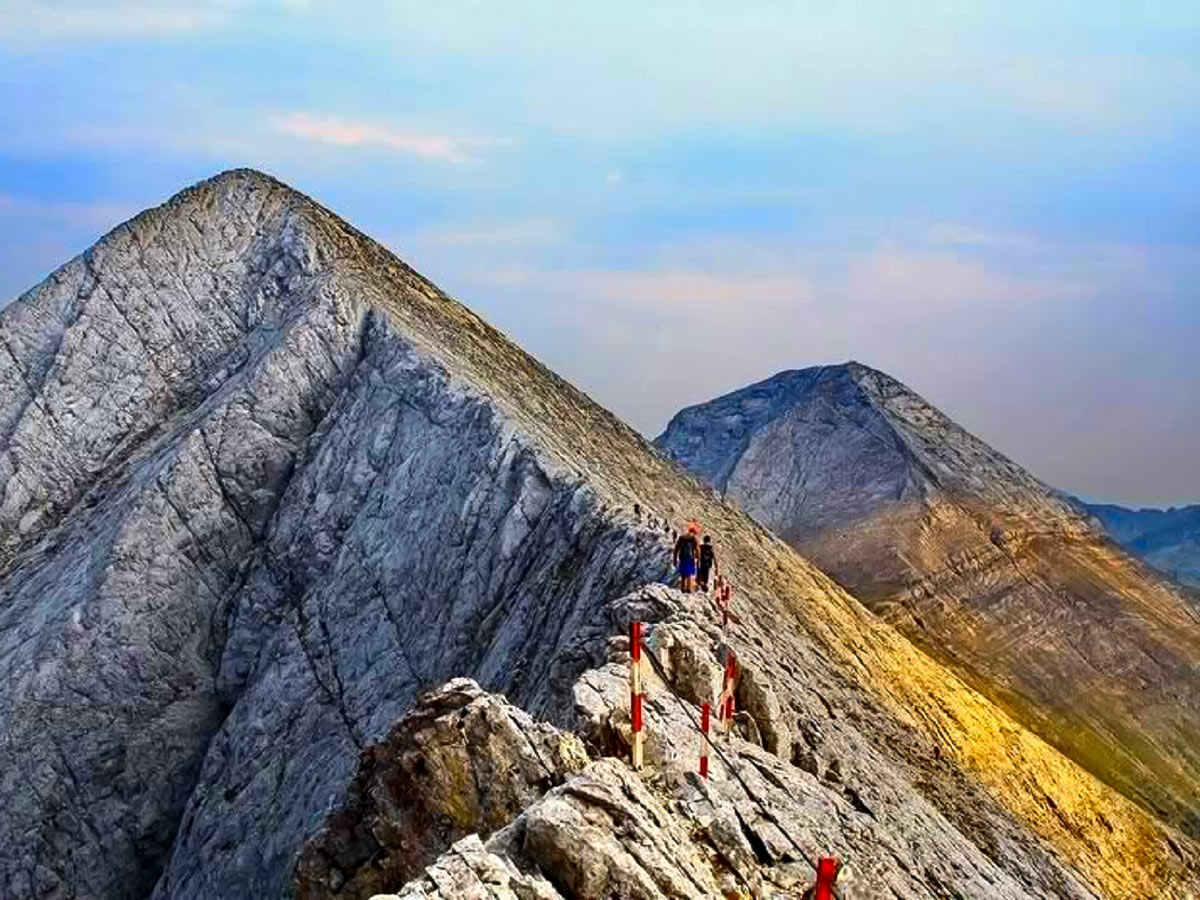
290;678;588;900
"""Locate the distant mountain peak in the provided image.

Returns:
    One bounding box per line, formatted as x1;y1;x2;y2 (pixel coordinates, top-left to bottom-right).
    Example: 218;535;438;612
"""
658;362;1200;839
660;360;1078;529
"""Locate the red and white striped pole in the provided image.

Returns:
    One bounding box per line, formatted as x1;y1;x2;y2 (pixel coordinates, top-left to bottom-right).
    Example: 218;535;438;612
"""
630;620;644;770
718;649;738;735
814;856;840;900
699;701;711;780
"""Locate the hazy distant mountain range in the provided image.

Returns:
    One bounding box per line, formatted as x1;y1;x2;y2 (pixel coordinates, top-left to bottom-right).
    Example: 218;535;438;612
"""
1076;500;1200;590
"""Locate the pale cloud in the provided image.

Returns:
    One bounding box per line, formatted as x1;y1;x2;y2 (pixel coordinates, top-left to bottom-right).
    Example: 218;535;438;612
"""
492;268;813;312
925;223;1034;249
0;1;235;38
0;194;137;231
984;54;1200;131
844;245;1088;311
412;220;565;247
272;113;510;163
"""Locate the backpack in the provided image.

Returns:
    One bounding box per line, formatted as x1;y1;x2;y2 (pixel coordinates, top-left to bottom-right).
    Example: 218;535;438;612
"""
677;535;697;561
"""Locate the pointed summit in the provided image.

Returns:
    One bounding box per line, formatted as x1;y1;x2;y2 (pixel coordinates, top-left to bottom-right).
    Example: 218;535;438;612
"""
658;362;1200;838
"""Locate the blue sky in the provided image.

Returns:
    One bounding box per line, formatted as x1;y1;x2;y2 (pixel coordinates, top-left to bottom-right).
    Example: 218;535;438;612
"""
1;1;1197;505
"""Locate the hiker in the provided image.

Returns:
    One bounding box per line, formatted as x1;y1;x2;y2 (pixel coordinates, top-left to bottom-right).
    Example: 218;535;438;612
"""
673;522;701;593
698;534;717;592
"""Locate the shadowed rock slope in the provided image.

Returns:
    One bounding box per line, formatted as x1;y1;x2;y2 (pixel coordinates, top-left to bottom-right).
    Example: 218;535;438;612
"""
657;363;1200;839
0;172;1196;899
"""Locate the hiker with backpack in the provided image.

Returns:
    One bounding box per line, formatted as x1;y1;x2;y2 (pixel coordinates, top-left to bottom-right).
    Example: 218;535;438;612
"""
673;521;702;593
698;534;718;592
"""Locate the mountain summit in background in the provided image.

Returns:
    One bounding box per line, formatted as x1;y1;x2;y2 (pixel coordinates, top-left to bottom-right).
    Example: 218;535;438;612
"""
657;362;1200;839
0;172;1197;900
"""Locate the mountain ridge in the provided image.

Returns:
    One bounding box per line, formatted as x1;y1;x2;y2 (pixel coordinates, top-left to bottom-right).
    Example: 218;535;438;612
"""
1;170;1196;899
657;361;1200;839
1076;498;1200;589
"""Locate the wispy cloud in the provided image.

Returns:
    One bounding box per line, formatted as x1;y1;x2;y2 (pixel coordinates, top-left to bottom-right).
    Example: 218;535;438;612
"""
0;194;136;231
413;220;564;247
0;1;235;38
272;113;510;163
983;54;1200;132
491;267;812;311
925;223;1034;250
844;245;1087;312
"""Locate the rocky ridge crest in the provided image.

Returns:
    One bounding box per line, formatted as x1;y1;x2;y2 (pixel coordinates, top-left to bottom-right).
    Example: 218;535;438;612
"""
0;172;1196;899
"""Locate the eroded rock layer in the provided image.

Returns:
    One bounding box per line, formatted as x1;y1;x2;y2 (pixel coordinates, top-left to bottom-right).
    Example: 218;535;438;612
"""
0;172;1196;900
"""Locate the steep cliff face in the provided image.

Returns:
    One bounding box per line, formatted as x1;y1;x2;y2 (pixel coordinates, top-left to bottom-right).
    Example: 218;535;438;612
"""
657;363;1200;839
1081;500;1200;589
1;172;1196;900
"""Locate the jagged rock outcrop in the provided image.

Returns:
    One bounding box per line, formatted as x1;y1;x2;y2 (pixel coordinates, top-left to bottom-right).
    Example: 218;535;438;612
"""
363;586;1187;899
1;172;1197;900
291;678;589;899
308;593;1091;899
657;363;1200;839
1079;500;1200;590
384;835;561;900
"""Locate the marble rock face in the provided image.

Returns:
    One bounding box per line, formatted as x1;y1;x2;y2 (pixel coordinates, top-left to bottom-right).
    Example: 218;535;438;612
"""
0;170;1196;900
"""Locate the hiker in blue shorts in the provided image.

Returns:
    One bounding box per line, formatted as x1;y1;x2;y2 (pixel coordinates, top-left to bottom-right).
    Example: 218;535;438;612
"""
673;522;701;593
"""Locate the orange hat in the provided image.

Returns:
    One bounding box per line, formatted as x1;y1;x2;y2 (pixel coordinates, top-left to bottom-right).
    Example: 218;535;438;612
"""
686;520;701;534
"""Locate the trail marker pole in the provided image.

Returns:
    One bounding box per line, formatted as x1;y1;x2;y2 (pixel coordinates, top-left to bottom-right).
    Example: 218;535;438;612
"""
630;620;644;770
715;582;734;637
699;701;711;780
718;649;738;735
814;856;840;900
